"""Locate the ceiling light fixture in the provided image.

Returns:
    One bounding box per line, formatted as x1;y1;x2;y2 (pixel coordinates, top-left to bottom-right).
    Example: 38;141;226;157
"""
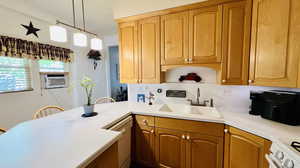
49;25;67;42
51;0;103;50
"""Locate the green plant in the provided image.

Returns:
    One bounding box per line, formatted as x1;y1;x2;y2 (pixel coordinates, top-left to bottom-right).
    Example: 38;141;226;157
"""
80;76;95;106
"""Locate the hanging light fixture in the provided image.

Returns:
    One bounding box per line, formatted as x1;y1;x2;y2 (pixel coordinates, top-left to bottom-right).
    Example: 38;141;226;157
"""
73;32;87;47
49;25;67;42
54;0;101;48
91;38;103;50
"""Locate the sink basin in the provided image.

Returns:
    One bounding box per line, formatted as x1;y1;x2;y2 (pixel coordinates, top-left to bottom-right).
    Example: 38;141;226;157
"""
158;104;222;118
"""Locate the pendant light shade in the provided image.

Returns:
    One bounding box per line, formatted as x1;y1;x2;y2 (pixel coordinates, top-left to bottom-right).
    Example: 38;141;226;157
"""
91;38;103;51
49;25;67;42
73;33;87;47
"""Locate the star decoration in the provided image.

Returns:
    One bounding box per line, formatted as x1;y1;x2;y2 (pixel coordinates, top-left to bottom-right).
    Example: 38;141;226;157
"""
21;21;40;38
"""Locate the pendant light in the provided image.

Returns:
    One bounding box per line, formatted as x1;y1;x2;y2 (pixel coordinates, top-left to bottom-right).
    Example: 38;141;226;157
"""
91;38;103;51
52;0;102;49
49;25;67;42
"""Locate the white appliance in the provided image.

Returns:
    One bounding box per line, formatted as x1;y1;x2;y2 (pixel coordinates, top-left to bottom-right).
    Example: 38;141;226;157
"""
266;142;300;168
109;116;132;168
44;74;67;89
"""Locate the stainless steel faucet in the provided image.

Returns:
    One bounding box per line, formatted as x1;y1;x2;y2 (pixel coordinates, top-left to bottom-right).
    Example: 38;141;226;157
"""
187;88;214;107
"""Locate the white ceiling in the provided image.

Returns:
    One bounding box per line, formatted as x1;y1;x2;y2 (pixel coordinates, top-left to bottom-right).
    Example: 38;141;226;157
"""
0;0;117;36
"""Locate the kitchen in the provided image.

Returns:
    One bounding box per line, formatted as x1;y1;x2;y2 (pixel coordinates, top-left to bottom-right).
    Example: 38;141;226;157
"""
0;0;300;168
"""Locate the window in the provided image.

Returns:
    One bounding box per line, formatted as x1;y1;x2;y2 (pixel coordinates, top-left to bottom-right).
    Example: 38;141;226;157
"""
38;60;66;72
0;56;32;93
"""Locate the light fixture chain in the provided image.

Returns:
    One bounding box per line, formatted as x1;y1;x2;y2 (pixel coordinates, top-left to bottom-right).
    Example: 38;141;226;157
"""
82;0;86;31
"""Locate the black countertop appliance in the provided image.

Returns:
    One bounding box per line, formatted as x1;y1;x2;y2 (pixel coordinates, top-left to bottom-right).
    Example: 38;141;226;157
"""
250;90;300;126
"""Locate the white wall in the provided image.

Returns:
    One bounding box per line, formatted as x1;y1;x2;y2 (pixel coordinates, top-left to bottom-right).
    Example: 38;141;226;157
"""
113;0;207;18
0;5;108;128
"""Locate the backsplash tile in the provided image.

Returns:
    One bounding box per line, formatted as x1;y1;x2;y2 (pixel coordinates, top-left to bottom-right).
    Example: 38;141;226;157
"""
127;67;300;113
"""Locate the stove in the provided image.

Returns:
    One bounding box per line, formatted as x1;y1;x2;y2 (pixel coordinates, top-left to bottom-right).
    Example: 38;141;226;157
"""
266;141;300;168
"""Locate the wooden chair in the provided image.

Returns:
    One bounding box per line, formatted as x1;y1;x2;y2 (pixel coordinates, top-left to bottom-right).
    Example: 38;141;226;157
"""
33;106;65;119
0;128;6;135
95;97;116;104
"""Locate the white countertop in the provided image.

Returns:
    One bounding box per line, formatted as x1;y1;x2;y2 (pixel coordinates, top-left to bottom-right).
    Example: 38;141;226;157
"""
0;101;299;168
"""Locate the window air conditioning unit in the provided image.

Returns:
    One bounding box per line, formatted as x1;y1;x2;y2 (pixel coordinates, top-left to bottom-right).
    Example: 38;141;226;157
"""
44;74;67;89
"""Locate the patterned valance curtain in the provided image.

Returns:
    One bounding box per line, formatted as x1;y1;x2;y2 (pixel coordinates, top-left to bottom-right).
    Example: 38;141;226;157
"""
0;35;73;62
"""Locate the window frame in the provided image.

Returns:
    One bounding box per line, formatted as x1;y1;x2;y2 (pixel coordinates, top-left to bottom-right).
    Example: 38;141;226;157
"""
0;56;33;94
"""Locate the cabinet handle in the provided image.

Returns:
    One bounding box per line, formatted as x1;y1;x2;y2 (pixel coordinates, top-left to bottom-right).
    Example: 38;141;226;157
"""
222;80;226;83
184;58;188;62
186;135;190;140
224;129;229;133
151;130;154;134
142;119;148;125
182;135;186;139
248;80;253;83
189;58;193;63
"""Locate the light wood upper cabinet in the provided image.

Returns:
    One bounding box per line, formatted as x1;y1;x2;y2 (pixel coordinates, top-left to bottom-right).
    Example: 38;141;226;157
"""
189;5;223;64
221;1;251;85
118;22;138;84
161;12;189;65
155;128;186;168
249;0;300;88
186;133;223;168
119;17;162;84
138;16;162;83
224;126;271;168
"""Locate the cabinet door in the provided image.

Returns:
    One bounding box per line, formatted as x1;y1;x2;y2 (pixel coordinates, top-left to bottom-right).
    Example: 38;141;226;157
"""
249;0;300;87
118;21;139;84
134;124;156;167
186;133;223;168
161;11;189;65
155;128;186;168
221;1;251;85
224;126;271;168
138;16;161;83
189;5;222;64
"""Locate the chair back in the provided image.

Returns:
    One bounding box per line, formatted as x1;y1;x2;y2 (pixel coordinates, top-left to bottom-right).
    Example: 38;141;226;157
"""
0;128;6;135
34;106;65;119
95;97;116;104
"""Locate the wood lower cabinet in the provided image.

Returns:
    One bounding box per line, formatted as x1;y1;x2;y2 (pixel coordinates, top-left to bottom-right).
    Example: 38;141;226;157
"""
220;0;251;85
161;11;189;65
85;142;118;168
189;5;223;64
224;126;271;168
133;123;156;167
133;116;225;168
249;0;300;88
186;133;223;168
155;128;186;168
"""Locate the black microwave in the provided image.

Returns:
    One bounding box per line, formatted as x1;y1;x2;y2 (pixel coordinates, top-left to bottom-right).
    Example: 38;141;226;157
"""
250;90;300;126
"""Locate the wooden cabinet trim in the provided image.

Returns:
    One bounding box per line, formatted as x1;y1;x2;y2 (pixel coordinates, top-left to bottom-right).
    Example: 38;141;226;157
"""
116;0;246;23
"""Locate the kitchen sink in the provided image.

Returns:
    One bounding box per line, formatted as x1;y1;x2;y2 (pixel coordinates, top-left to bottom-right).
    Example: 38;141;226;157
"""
158;104;222;118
